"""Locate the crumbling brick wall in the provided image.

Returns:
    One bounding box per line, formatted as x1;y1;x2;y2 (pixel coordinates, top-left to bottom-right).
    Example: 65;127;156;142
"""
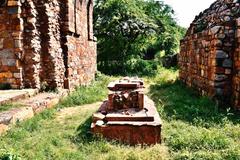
0;0;23;89
61;0;96;88
0;0;96;90
179;0;240;110
233;18;240;108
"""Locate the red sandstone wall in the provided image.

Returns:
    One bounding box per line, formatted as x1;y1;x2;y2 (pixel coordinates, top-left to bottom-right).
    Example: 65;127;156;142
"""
62;0;97;89
0;1;23;88
21;0;41;88
179;0;240;109
179;31;217;97
21;0;66;89
37;0;65;89
233;18;240;109
0;0;96;90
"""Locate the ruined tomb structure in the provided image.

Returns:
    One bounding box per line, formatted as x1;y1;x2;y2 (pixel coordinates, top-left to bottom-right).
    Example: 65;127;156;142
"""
0;0;96;90
179;0;240;110
91;77;162;145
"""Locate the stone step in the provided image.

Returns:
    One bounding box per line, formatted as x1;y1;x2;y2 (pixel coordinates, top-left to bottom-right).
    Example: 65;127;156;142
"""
0;89;38;105
0;89;68;135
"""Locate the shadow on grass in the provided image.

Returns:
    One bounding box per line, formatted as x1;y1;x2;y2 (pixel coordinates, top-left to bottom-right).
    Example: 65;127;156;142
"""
72;116;125;148
71;117;95;144
71;116;121;156
148;80;240;127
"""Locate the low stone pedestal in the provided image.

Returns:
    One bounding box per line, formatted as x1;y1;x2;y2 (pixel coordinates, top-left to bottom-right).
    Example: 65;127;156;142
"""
91;96;162;145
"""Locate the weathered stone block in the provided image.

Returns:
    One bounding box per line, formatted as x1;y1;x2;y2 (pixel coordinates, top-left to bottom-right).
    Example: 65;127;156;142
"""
0;38;3;48
223;59;233;68
215;74;228;81
7;1;20;7
3;38;14;48
0;124;8;134
210;26;221;34
13;72;21;78
0;72;12;78
216;50;228;59
2;59;16;66
8;7;19;14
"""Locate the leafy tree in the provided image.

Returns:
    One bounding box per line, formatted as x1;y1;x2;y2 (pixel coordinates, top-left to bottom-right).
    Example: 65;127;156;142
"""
94;0;186;75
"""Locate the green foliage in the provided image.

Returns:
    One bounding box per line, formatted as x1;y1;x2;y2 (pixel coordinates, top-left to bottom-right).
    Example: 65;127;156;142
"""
57;74;111;108
94;0;186;75
98;58;158;76
0;149;21;160
0;83;11;90
0;104;23;112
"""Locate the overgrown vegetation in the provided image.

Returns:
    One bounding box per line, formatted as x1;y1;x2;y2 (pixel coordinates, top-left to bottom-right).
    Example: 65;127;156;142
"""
94;0;186;75
57;73;111;108
0;104;22;112
148;68;240;159
0;83;11;90
1;68;240;159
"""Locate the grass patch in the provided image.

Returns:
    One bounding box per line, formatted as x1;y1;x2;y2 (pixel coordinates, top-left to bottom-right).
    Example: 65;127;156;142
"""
0;103;23;112
0;83;11;90
0;68;240;159
0;99;169;160
57;74;111;108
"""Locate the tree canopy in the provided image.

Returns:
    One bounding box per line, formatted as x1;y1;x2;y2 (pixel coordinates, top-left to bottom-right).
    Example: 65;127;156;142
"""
94;0;186;75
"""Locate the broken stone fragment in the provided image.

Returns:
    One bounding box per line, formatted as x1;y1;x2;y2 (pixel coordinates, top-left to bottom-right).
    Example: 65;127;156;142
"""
215;40;223;47
237;18;240;27
223;59;232;68
224;16;231;22
0;124;8;134
225;69;232;74
0;112;13;125
7;1;21;7
8;7;19;14
0;49;15;59
216;50;228;59
236;29;240;38
210;26;221;34
2;59;16;66
215;74;228;81
217;33;226;39
96;120;104;126
216;88;224;96
0;107;34;125
215;82;225;87
0;38;3;49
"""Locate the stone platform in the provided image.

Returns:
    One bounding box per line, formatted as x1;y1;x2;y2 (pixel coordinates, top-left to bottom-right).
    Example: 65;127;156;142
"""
0;89;38;105
0;89;68;135
91;96;162;145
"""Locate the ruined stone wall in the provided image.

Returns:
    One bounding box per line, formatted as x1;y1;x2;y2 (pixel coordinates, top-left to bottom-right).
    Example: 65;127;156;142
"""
233;18;240;109
0;0;96;90
179;0;240;110
61;0;96;89
0;1;23;88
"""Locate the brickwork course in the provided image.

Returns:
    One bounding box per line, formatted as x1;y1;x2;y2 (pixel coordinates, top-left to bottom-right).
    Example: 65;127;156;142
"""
179;0;240;110
0;0;96;90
